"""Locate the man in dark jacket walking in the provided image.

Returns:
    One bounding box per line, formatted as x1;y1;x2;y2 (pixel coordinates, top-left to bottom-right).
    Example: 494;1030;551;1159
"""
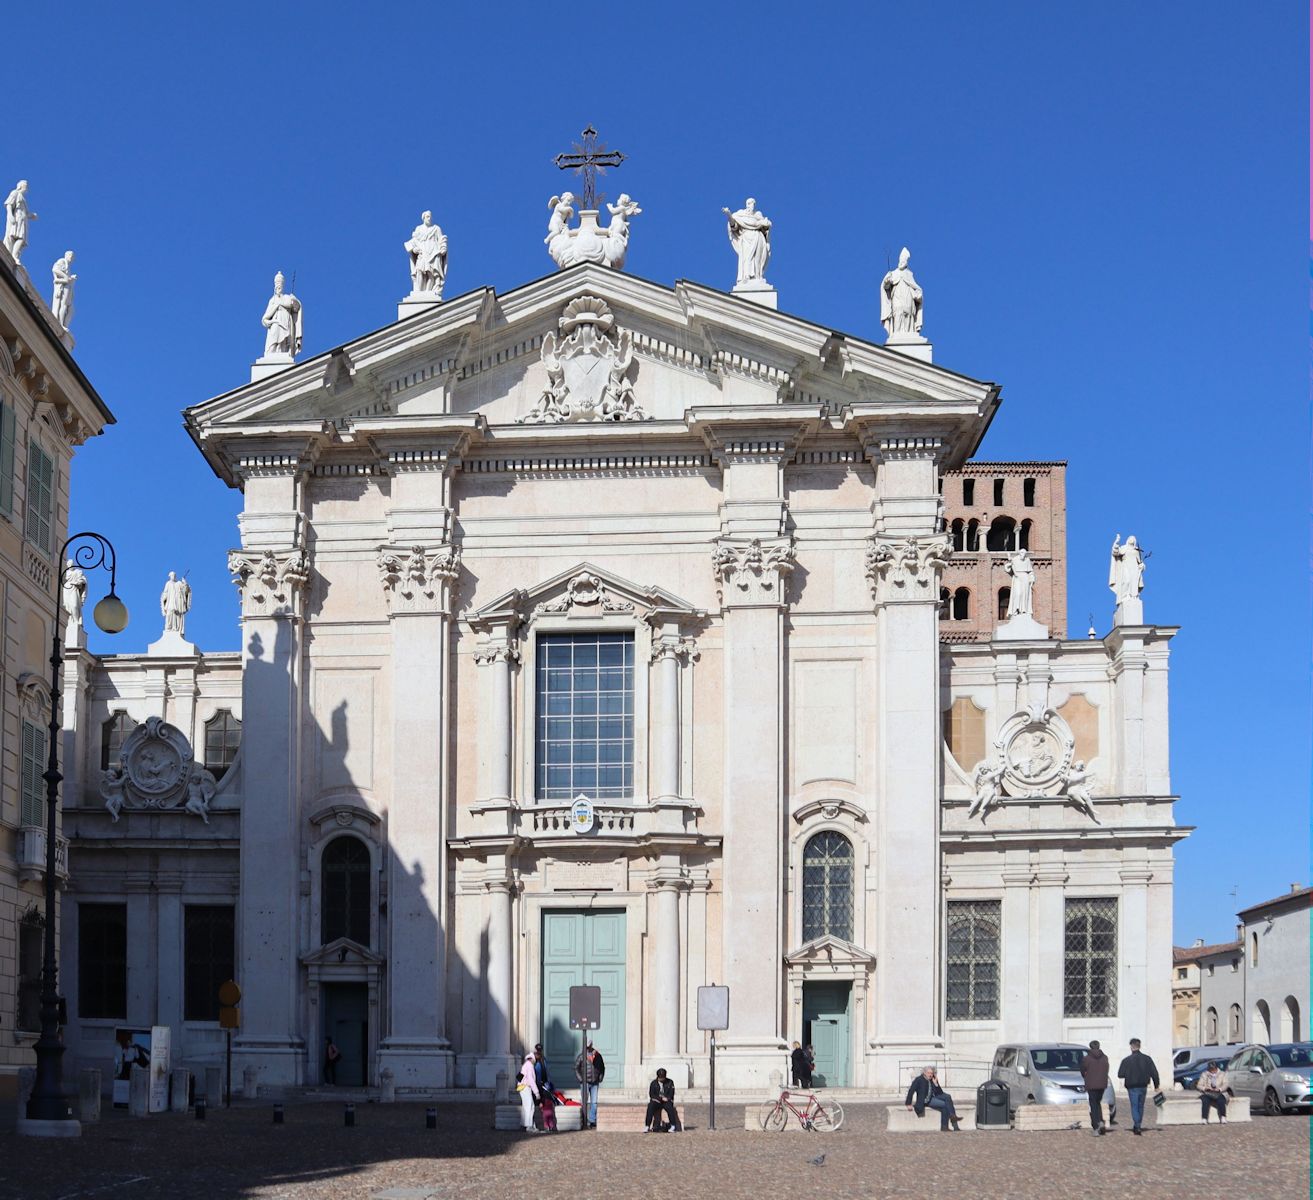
1116;1038;1160;1135
1081;1040;1112;1133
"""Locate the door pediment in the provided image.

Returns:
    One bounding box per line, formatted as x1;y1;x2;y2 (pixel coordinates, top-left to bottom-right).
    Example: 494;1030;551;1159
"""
469;561;704;628
785;934;876;968
302;937;384;968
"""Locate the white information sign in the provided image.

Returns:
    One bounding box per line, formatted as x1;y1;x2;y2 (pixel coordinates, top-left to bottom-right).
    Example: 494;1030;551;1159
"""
148;1024;171;1112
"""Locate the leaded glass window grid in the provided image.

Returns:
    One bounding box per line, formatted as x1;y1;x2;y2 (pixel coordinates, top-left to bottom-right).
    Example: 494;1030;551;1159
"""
535;632;635;802
321;836;372;947
946;900;1001;1020
1063;897;1118;1018
801;831;855;942
204;710;242;780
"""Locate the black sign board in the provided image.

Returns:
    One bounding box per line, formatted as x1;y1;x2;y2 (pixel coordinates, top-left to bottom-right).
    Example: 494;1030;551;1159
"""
568;985;601;1031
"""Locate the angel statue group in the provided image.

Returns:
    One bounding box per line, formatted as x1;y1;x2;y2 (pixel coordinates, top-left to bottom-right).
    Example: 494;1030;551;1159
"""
545;191;642;270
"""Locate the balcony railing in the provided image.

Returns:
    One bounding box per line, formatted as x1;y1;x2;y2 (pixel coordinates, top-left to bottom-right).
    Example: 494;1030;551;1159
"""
16;826;69;883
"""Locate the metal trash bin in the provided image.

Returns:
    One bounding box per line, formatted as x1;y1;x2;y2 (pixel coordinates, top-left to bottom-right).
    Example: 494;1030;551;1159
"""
976;1079;1010;1126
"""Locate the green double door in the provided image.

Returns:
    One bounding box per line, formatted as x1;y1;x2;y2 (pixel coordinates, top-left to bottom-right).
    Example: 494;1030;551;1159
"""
803;981;851;1088
541;910;626;1091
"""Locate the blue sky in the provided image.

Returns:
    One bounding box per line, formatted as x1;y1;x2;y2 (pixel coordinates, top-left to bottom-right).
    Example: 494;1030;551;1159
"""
9;2;1306;943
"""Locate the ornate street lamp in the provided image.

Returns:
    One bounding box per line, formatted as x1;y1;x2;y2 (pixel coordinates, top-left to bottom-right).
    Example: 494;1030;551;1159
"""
26;532;127;1127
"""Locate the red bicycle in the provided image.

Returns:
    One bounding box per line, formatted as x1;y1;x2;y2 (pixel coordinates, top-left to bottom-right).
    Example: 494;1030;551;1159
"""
758;1087;844;1132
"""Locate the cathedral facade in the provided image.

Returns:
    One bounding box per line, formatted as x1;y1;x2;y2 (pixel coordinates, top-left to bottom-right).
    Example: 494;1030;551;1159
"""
59;262;1184;1094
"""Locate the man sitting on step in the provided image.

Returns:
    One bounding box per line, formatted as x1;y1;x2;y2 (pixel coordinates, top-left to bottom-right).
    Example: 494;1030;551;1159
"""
645;1069;683;1132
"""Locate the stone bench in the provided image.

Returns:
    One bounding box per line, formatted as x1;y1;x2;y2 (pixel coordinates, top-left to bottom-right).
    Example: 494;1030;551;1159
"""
1013;1103;1089;1131
595;1104;652;1132
1156;1095;1251;1126
886;1106;978;1132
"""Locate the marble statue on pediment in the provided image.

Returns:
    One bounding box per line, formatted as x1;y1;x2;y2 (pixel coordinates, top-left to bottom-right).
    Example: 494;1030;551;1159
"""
881;247;924;338
404;210;448;298
101;765;127;822
723;199;771;285
261;271;303;360
545;192;640;270
1108;534;1144;604
51;251;76;329
160;571;191;635
3;180;37;265
1065;759;1100;824
967;758;1005;820
62;560;86;627
1004;549;1035;618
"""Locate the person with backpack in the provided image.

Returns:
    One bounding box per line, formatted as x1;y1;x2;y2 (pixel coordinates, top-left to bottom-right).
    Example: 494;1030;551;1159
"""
574;1040;605;1128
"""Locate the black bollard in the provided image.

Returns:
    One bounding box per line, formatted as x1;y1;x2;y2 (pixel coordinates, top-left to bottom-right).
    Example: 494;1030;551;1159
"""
195;1098;207;1121
425;1106;437;1130
344;1102;355;1127
273;1103;284;1124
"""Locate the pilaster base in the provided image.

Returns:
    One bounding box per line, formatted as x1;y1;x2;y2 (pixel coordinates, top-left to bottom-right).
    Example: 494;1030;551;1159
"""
15;1116;81;1138
867;1034;947;1092
232;1037;306;1087
397;293;443;321
474;1054;518;1092
1114;598;1144;625
704;1039;788;1089
251;354;295;381
994;613;1050;641
730;278;777;309
884;333;932;362
642;1054;692;1087
377;1040;454;1090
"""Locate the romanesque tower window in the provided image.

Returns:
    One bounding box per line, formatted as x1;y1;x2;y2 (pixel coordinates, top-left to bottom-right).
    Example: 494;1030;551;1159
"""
802;831;854;942
321;836;371;947
992;478;1004;506
952;588;971;621
946;901;1000;1020
1023;477;1036;506
997;588;1011;621
1063;898;1117;1018
535;632;634;801
986;516;1017;551
204;710;242;781
1019;518;1032;550
950;519;964;551
961;478;974;506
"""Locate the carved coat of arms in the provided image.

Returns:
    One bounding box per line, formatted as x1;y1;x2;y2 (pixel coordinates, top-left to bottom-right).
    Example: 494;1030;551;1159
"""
520;296;647;424
100;715;218;824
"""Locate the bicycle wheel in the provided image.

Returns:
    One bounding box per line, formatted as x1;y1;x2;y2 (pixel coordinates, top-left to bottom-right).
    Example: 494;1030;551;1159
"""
811;1099;844;1132
758;1100;788;1131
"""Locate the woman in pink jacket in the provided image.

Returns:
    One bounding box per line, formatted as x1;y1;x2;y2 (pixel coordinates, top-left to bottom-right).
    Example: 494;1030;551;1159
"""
519;1051;540;1131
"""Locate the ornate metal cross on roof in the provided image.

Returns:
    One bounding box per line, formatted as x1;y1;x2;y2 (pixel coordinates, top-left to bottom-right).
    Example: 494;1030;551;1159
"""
554;125;625;211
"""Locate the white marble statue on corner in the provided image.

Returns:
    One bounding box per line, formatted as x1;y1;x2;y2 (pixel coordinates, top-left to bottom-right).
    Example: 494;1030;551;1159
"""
147;571;198;657
967;758;1005;819
995;548;1049;640
1064;759;1100;824
3;180;37;266
545;192;640;271
253;272;303;379
50;250;76;330
1109;533;1145;624
399;211;448;319
62;560;87;648
880;247;931;361
723;198;776;308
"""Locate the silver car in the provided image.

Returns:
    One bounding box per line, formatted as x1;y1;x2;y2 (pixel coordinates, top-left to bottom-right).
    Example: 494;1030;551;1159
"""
990;1043;1090;1110
1225;1043;1313;1115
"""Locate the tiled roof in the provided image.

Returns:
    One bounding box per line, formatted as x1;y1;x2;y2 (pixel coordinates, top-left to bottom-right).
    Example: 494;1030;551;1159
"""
1173;941;1241;964
1238;885;1312;919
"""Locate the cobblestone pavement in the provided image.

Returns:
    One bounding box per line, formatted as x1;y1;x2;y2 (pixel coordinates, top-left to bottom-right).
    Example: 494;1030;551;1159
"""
2;1101;1308;1200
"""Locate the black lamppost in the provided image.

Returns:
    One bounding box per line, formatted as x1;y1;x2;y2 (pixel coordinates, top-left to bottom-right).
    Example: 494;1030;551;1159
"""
26;532;128;1125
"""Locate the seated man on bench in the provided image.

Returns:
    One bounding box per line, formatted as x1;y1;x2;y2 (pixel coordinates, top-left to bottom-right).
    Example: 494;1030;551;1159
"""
645;1069;683;1132
1196;1061;1229;1123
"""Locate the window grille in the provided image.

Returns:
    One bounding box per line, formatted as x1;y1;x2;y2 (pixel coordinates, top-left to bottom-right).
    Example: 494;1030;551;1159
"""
78;903;128;1019
321;836;371;946
184;906;235;1021
1063;898;1117;1018
801;831;854;942
535;632;634;801
17;913;42;1031
101;711;135;772
946;900;1001;1020
21;720;46;827
204;710;242;780
25;439;53;552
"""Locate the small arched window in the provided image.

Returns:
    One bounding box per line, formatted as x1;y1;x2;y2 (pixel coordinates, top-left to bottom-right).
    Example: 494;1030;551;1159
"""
997;588;1011;620
965;519;980;552
1251;931;1259;967
321;836;371;947
204;710;242;781
101;712;136;771
1019;519;1032;551
986;516;1017;552
1227;1003;1241;1041
992;478;1005;506
802;831;854;942
952;587;970;621
961;479;975;506
938;588;951;620
950;519;965;552
1023;478;1036;507
1205;1006;1218;1043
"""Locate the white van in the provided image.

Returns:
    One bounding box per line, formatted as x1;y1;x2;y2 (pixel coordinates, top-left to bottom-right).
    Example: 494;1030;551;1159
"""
991;1043;1090;1109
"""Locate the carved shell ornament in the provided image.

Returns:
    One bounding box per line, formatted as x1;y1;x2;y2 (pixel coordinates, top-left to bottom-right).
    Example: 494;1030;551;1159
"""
520;296;649;424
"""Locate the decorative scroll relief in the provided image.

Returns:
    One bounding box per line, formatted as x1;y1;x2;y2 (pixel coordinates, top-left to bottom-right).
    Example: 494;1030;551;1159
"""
376;544;460;615
531;570;635;620
100;716;216;824
865;535;950;603
227;548;311;618
966;702;1099;824
712;537;795;607
519;296;649;425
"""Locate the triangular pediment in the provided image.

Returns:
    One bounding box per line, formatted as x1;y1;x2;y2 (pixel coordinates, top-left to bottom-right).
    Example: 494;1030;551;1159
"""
300;937;384;968
183;265;999;486
469;561;703;627
784;934;876;967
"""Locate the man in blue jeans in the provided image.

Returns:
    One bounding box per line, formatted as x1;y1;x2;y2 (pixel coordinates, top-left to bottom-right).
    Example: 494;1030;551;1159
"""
905;1066;961;1131
1116;1038;1160;1135
574;1041;605;1128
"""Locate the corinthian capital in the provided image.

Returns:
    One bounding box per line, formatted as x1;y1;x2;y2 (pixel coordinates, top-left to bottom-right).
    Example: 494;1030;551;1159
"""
377;543;461;615
865;534;950;604
227;546;311;618
712;536;795;608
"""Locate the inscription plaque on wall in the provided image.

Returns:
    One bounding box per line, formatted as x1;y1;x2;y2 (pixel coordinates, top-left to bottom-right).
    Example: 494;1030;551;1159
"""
546;861;625;892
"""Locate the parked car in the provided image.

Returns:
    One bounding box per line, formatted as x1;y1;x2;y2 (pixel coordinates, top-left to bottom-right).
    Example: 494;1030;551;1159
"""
1173;1044;1243;1089
1224;1043;1313;1115
990;1043;1090;1111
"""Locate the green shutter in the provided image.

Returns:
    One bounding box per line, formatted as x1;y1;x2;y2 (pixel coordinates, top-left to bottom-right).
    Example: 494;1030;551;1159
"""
21;721;46;827
0;402;15;515
25;441;53;551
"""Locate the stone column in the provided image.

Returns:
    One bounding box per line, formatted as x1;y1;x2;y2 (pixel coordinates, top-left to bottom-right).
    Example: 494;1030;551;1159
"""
864;438;950;1089
648;624;695;803
474;644;517;803
476;876;517;1088
375;525;460;1088
649;876;684;1059
228;466;311;1084
155;883;183;1036
1032;863;1068;1034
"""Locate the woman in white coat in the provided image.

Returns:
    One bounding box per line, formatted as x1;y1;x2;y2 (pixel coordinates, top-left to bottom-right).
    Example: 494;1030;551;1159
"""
519;1050;540;1131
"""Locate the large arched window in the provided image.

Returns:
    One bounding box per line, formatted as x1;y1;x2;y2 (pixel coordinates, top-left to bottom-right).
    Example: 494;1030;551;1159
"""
101;711;135;771
986;516;1017;552
204;710;242;781
965;519;980;552
950;519;965;552
938;588;951;620
321;836;371;947
1253;999;1271;1042
802;831;854;942
1019;518;1032;550
952;587;971;621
